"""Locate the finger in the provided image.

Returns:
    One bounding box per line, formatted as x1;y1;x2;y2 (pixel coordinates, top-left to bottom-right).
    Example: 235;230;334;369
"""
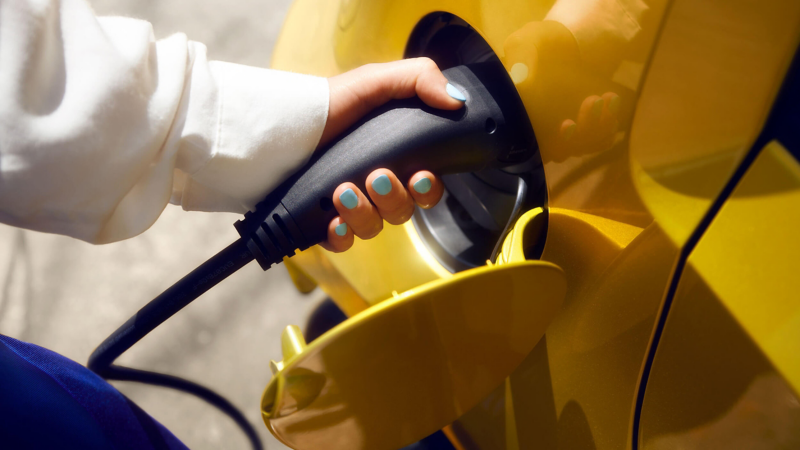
599;92;620;130
560;119;577;143
532;119;575;163
407;171;444;209
575;94;604;142
320;216;353;253
322;58;464;146
365;169;415;225
406;58;467;110
333;182;383;239
366;58;466;110
593;92;621;152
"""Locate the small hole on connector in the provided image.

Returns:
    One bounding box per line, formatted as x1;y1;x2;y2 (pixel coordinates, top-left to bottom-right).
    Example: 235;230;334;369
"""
320;197;334;211
485;118;497;134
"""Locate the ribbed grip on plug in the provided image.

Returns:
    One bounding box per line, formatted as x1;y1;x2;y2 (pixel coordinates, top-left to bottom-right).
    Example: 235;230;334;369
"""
236;203;307;270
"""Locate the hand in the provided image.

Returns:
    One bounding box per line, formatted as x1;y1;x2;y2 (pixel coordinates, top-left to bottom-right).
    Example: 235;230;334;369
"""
554;92;620;160
318;58;462;252
502;21;622;162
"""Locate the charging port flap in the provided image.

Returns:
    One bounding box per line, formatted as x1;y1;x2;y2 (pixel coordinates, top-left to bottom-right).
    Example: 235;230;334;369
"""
261;258;566;450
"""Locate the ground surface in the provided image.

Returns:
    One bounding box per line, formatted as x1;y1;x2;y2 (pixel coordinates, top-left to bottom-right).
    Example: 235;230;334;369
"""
0;1;322;448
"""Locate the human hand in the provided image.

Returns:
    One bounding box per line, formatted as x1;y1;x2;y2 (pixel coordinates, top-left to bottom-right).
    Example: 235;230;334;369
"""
553;92;620;160
319;58;462;252
502;21;621;161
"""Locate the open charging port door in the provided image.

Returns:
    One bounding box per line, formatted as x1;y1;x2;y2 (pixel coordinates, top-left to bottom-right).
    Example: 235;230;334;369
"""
262;210;564;450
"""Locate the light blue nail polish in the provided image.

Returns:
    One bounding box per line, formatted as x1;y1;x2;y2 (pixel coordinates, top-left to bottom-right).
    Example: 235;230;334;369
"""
413;177;432;194
339;188;359;209
335;223;348;236
446;83;466;102
372;174;393;196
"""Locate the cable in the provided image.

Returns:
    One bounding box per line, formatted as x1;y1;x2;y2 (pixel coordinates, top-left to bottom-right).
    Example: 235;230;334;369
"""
88;239;262;450
490;175;528;263
88;239;253;370
102;366;262;450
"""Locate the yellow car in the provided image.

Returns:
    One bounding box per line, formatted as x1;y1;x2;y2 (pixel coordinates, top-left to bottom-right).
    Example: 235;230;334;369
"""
263;0;800;449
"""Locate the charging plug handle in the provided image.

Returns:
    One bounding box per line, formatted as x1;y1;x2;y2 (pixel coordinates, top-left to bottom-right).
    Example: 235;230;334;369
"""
236;62;536;269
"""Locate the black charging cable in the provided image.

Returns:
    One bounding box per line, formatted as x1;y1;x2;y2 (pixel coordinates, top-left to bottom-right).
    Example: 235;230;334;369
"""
88;239;264;450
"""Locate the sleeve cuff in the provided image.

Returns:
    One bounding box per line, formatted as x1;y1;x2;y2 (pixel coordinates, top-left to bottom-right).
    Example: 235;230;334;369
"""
175;55;329;213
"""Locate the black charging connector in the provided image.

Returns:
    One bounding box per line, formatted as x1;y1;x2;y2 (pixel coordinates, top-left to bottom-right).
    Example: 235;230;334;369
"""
235;62;535;270
88;62;535;450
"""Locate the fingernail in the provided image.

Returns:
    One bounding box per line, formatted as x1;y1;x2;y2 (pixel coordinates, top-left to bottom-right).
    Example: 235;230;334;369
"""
339;189;359;209
609;95;621;114
335;223;348;236
371;174;393;196
592;98;604;117
446;83;466;102
564;123;576;141
413;177;432;194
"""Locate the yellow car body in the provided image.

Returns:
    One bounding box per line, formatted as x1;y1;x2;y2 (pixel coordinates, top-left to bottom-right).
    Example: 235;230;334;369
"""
266;0;800;448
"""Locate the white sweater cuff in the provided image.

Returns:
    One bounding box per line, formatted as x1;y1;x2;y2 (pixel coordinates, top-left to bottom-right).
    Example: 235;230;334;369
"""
174;51;330;213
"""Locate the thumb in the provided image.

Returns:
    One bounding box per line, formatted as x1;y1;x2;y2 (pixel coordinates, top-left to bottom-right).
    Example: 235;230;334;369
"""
321;58;465;146
384;57;466;110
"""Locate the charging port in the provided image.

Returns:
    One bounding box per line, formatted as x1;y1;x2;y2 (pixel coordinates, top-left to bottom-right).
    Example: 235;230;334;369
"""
406;13;547;272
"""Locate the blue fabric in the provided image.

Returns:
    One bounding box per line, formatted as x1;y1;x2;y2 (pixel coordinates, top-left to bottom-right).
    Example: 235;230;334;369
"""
0;334;188;450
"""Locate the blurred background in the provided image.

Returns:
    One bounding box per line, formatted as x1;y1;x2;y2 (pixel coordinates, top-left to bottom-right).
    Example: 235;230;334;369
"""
0;0;321;448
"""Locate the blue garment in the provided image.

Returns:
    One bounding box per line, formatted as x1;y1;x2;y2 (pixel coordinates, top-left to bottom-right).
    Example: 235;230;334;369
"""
0;334;187;450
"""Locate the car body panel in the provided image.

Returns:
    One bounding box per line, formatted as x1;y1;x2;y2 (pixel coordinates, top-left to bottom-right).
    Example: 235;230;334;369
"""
263;253;566;449
639;141;800;448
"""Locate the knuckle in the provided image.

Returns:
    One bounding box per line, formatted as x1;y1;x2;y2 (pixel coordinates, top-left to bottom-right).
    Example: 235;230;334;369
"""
416;57;438;72
386;210;414;225
363;219;384;238
378;197;409;215
505;33;523;49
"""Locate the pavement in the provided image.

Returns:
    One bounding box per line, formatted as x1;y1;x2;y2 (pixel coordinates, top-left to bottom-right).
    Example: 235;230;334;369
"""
0;1;322;448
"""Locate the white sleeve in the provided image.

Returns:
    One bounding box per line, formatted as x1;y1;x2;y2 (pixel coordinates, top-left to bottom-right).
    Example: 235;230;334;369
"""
0;0;329;244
